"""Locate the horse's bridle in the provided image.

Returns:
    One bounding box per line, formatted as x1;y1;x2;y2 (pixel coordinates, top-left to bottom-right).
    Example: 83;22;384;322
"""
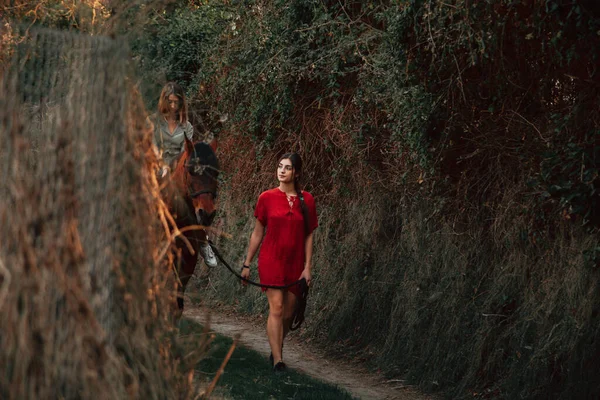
184;151;218;199
189;188;217;199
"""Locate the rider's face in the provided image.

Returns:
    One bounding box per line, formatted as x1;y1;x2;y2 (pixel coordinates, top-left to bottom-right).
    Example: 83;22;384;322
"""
168;94;180;113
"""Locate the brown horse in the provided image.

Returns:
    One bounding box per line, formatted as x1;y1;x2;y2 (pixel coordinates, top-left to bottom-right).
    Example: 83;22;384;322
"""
162;137;219;316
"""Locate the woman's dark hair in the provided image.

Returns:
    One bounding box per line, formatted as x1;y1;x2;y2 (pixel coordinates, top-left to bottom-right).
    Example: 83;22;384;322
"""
280;153;310;235
158;82;188;124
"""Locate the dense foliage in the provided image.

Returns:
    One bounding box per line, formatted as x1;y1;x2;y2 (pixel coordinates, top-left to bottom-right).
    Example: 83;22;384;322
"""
132;1;599;399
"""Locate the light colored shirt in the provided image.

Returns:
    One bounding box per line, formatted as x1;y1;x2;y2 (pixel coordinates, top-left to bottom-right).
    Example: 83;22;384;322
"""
151;114;194;166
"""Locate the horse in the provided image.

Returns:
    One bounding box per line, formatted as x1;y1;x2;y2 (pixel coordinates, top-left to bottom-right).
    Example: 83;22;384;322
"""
161;137;219;317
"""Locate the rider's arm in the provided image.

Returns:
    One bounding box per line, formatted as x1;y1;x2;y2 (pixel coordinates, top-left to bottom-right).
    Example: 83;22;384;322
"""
179;121;194;152
184;121;194;139
244;219;265;266
147;116;160;157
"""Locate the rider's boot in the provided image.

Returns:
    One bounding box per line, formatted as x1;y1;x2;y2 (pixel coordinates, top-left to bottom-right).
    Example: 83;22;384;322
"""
200;241;218;268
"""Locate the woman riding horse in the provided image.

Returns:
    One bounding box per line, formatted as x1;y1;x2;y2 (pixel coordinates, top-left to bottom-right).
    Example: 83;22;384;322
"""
150;82;217;268
149;82;219;315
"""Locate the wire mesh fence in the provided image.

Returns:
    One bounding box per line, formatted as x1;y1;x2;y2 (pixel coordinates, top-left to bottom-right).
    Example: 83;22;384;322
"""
0;26;200;399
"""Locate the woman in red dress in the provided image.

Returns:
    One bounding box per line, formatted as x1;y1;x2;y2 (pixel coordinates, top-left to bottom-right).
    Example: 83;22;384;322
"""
241;153;318;372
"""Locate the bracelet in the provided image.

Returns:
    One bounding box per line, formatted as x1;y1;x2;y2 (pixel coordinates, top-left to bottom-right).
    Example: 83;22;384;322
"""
242;265;250;269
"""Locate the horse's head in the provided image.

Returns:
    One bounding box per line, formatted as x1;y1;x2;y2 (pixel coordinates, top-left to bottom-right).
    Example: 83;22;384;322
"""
175;137;219;227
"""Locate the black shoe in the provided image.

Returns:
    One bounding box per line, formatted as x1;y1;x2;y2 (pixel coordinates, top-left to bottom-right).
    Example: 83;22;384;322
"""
273;361;286;373
269;344;282;366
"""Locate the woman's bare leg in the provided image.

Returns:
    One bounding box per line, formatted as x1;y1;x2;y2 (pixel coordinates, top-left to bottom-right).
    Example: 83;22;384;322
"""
265;289;284;364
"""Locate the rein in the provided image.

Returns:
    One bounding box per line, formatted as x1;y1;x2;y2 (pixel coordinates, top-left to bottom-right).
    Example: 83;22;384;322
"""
210;243;304;290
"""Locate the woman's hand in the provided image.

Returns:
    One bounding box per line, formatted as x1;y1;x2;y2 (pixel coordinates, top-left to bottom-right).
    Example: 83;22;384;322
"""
240;265;250;286
299;267;312;286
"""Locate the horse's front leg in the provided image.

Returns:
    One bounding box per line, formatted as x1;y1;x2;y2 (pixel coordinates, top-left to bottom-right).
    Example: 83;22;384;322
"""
174;234;200;319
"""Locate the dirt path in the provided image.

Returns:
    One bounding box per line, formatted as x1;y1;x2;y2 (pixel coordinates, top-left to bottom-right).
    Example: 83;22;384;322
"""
184;307;433;400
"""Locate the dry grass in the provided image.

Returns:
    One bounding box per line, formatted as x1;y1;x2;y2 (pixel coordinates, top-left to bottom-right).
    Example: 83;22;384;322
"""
0;26;215;399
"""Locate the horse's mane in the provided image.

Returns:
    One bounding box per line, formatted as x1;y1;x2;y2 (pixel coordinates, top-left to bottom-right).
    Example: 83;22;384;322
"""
171;151;189;192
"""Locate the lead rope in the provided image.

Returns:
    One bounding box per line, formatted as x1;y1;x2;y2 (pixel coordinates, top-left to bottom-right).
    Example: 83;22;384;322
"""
209;242;304;290
209;242;308;330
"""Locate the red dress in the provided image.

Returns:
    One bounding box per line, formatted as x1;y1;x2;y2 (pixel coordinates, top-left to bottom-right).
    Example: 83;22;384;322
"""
254;188;318;297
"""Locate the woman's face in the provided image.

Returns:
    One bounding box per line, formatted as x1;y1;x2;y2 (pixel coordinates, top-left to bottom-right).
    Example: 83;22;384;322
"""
167;94;181;113
277;158;295;184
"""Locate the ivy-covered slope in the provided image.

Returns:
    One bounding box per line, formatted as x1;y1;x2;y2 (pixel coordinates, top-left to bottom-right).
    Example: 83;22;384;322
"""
134;1;600;399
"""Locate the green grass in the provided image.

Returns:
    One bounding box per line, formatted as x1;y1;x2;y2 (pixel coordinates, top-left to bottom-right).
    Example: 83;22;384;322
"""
179;319;355;400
